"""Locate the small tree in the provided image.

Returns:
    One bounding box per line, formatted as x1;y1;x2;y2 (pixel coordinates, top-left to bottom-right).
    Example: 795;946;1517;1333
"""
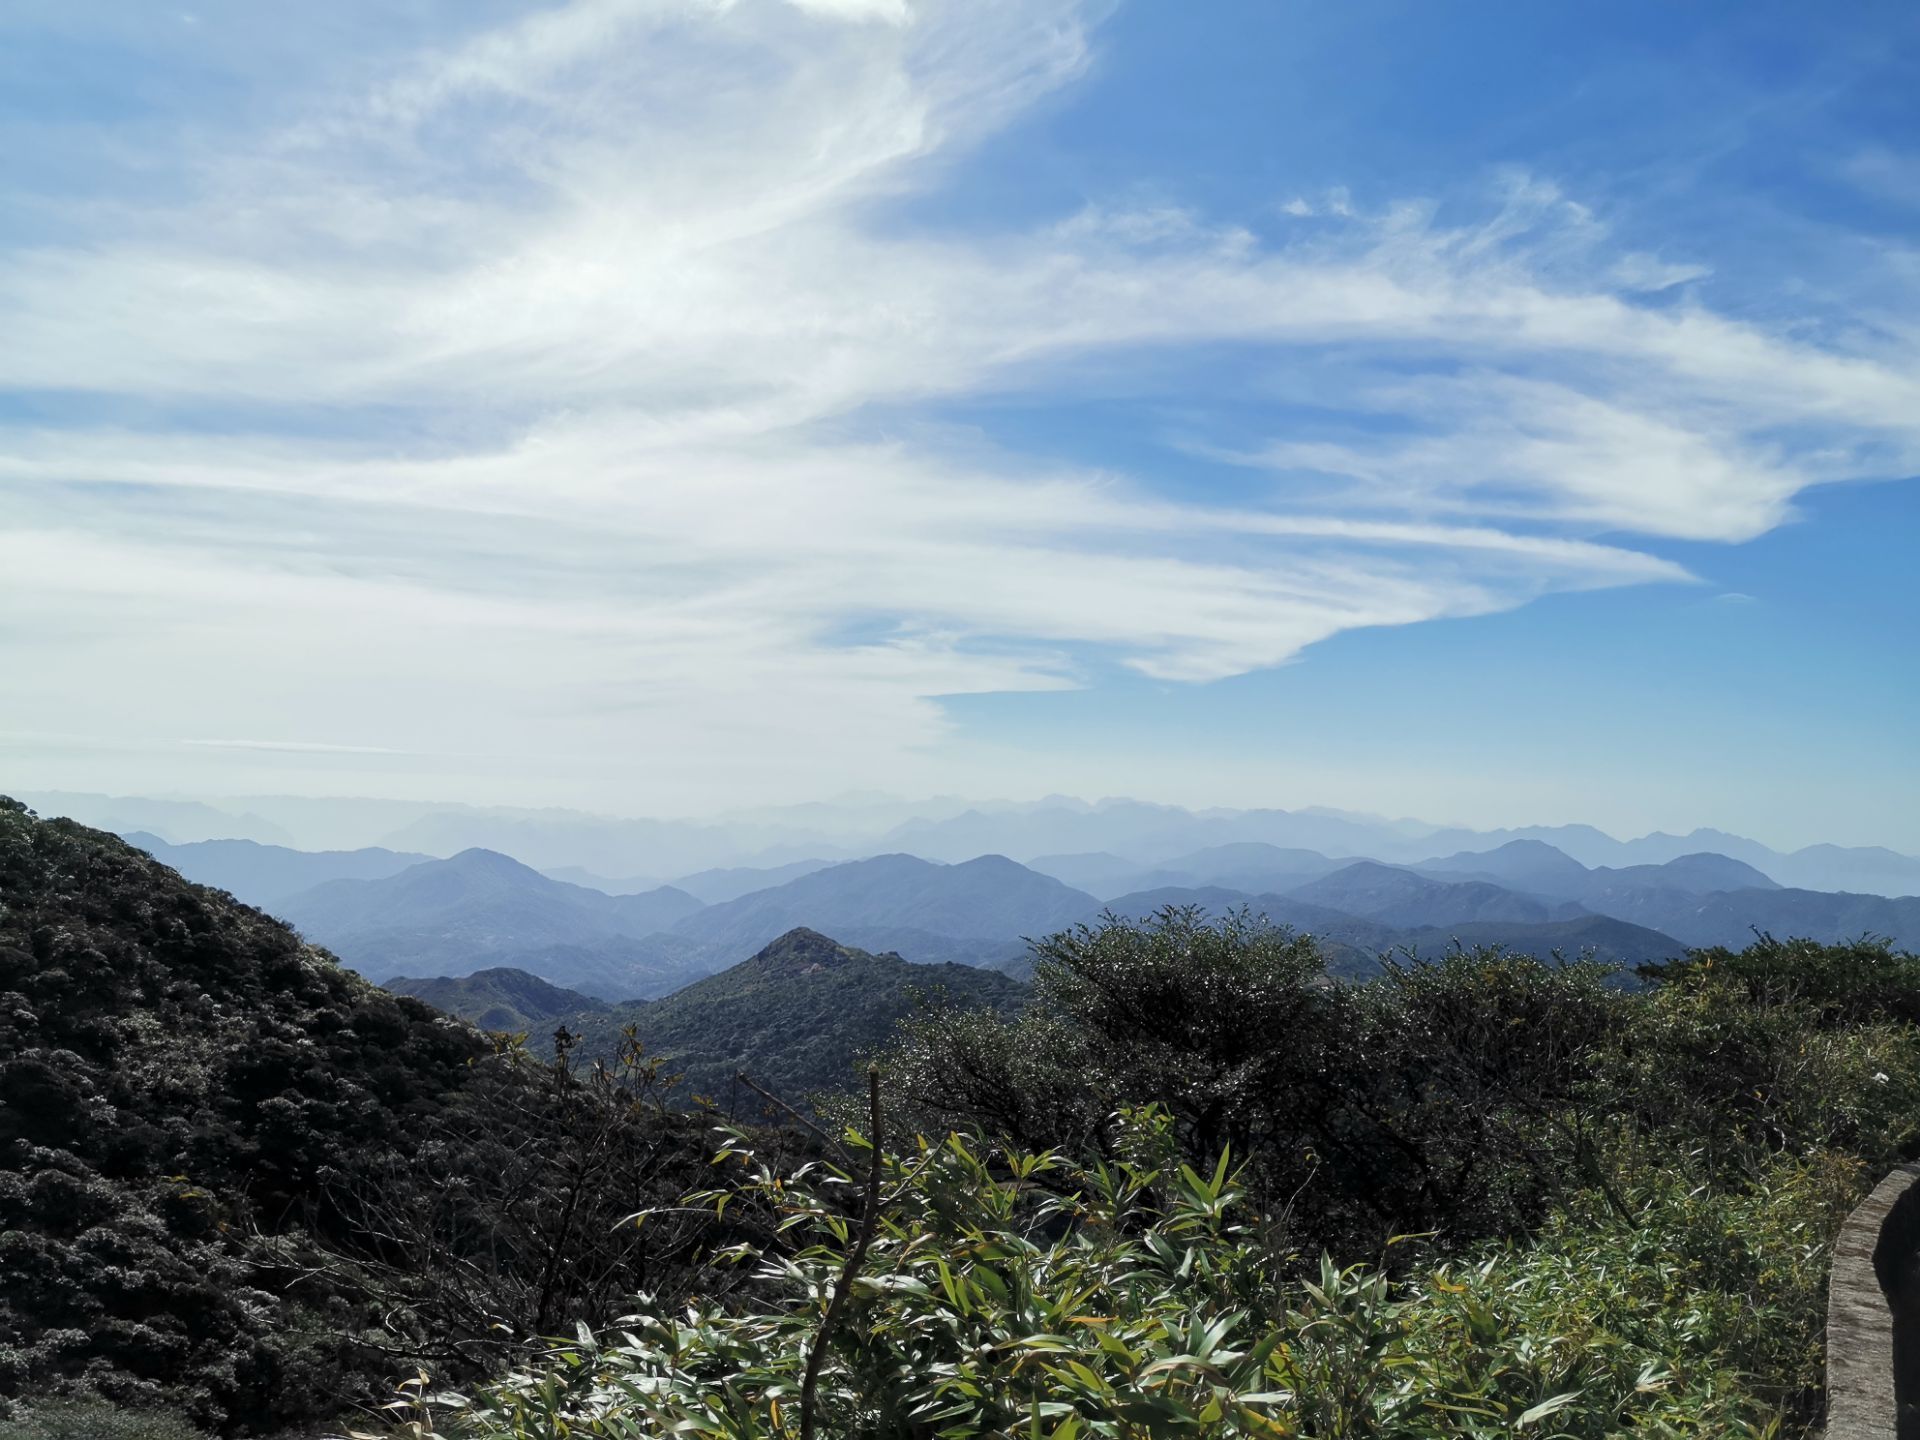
256;1028;756;1380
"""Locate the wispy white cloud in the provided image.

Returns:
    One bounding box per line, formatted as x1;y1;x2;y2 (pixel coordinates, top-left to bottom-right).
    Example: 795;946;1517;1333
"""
1846;147;1920;210
183;739;413;755
0;0;1913;805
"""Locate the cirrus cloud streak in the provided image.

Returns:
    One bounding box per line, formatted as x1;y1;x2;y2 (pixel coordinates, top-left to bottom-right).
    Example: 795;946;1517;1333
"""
1;0;1914;803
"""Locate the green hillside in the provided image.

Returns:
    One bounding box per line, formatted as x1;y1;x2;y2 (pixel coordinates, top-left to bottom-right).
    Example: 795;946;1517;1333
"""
568;928;1027;1107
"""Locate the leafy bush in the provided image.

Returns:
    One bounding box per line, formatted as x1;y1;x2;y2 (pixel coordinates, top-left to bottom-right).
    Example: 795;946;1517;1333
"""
1621;938;1920;1173
880;911;1635;1253
1640;933;1920;1027
358;1106;1852;1439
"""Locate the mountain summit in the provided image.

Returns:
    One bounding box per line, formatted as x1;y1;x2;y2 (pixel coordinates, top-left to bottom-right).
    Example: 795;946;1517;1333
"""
265;847;709;993
729;926;866;978
669;853;1098;956
563;926;1027;1106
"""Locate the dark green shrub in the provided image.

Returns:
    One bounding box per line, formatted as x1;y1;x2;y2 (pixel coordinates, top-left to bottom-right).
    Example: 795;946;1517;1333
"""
884;911;1637;1251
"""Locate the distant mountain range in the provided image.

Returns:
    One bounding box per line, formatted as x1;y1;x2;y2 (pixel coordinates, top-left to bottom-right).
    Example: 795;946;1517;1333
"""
1081;881;1685;981
1028;844;1344;900
267;850;708;998
30;789;1917;898
881;803;1920;896
277;847;702;939
1289;860;1586;928
117;832;433;905
670;853;1094;956
668;859;838;905
386;966;608;1032
108;825;1920;1005
1413;839;1777;899
234;849;1091;997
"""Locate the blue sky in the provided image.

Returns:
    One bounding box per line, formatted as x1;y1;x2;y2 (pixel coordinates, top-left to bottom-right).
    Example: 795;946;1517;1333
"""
1;0;1916;849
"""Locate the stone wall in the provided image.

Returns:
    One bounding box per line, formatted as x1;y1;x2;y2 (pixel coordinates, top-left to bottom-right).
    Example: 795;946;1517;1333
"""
1827;1162;1920;1438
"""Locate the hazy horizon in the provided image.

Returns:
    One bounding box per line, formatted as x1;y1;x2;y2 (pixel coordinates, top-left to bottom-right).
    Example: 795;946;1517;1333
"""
17;784;1920;865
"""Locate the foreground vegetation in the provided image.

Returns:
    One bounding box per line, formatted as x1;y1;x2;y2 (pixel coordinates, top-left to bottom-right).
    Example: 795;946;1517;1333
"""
362;916;1920;1439
366;1111;1858;1439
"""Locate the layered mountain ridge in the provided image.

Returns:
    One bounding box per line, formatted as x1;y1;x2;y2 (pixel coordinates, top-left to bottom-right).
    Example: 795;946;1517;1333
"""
105;823;1920;1008
32;788;1918;897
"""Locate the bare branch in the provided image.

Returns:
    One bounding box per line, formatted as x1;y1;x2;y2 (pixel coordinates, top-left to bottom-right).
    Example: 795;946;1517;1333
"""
734;1070;855;1167
800;1065;884;1440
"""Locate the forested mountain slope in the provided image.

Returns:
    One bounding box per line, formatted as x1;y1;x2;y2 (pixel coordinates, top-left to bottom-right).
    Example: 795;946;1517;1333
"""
566;928;1028;1107
0;799;733;1436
